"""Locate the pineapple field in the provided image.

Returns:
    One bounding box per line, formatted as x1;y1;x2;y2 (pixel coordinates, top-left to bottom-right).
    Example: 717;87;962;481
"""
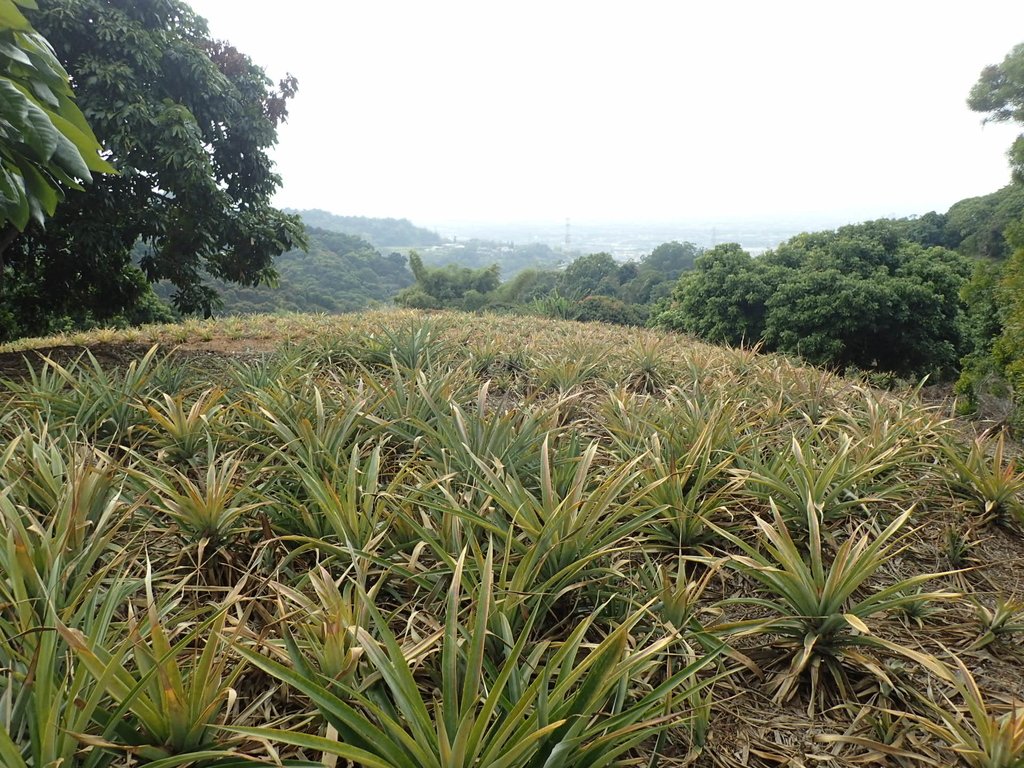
1;309;1023;768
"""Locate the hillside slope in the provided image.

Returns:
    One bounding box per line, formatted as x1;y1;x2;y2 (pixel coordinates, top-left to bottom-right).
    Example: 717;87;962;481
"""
213;228;415;314
0;310;1021;767
292;209;444;248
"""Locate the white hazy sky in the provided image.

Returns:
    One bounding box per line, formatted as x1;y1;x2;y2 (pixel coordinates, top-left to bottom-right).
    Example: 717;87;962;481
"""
187;0;1024;227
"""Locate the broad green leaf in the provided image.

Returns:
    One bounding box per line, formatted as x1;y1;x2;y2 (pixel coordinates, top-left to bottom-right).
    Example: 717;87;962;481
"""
13;156;56;222
17;95;59;160
0;0;30;30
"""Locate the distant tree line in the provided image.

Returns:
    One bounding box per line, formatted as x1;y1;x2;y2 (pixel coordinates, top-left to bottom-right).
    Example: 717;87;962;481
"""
387;185;1024;390
417;240;567;278
394;241;699;326
206;181;1024;398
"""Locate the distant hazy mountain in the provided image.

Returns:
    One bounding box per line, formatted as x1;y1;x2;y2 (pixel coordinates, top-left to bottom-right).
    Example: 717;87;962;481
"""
291;209;444;248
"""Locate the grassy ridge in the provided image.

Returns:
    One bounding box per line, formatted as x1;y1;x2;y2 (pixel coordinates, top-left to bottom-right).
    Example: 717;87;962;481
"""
1;310;1023;767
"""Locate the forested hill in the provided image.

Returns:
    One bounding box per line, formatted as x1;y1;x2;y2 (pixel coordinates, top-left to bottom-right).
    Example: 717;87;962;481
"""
214;228;414;314
943;185;1024;260
291;210;444;248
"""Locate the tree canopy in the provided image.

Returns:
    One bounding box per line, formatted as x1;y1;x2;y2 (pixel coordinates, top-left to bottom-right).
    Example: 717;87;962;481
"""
395;252;501;310
556;252;620;298
0;0;304;338
656;243;766;346
655;223;972;379
643;240;699;281
944;185;1024;260
969;42;1024;183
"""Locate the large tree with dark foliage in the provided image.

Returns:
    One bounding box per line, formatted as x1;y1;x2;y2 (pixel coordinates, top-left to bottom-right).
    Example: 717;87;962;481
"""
0;0;304;338
656;223;972;379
